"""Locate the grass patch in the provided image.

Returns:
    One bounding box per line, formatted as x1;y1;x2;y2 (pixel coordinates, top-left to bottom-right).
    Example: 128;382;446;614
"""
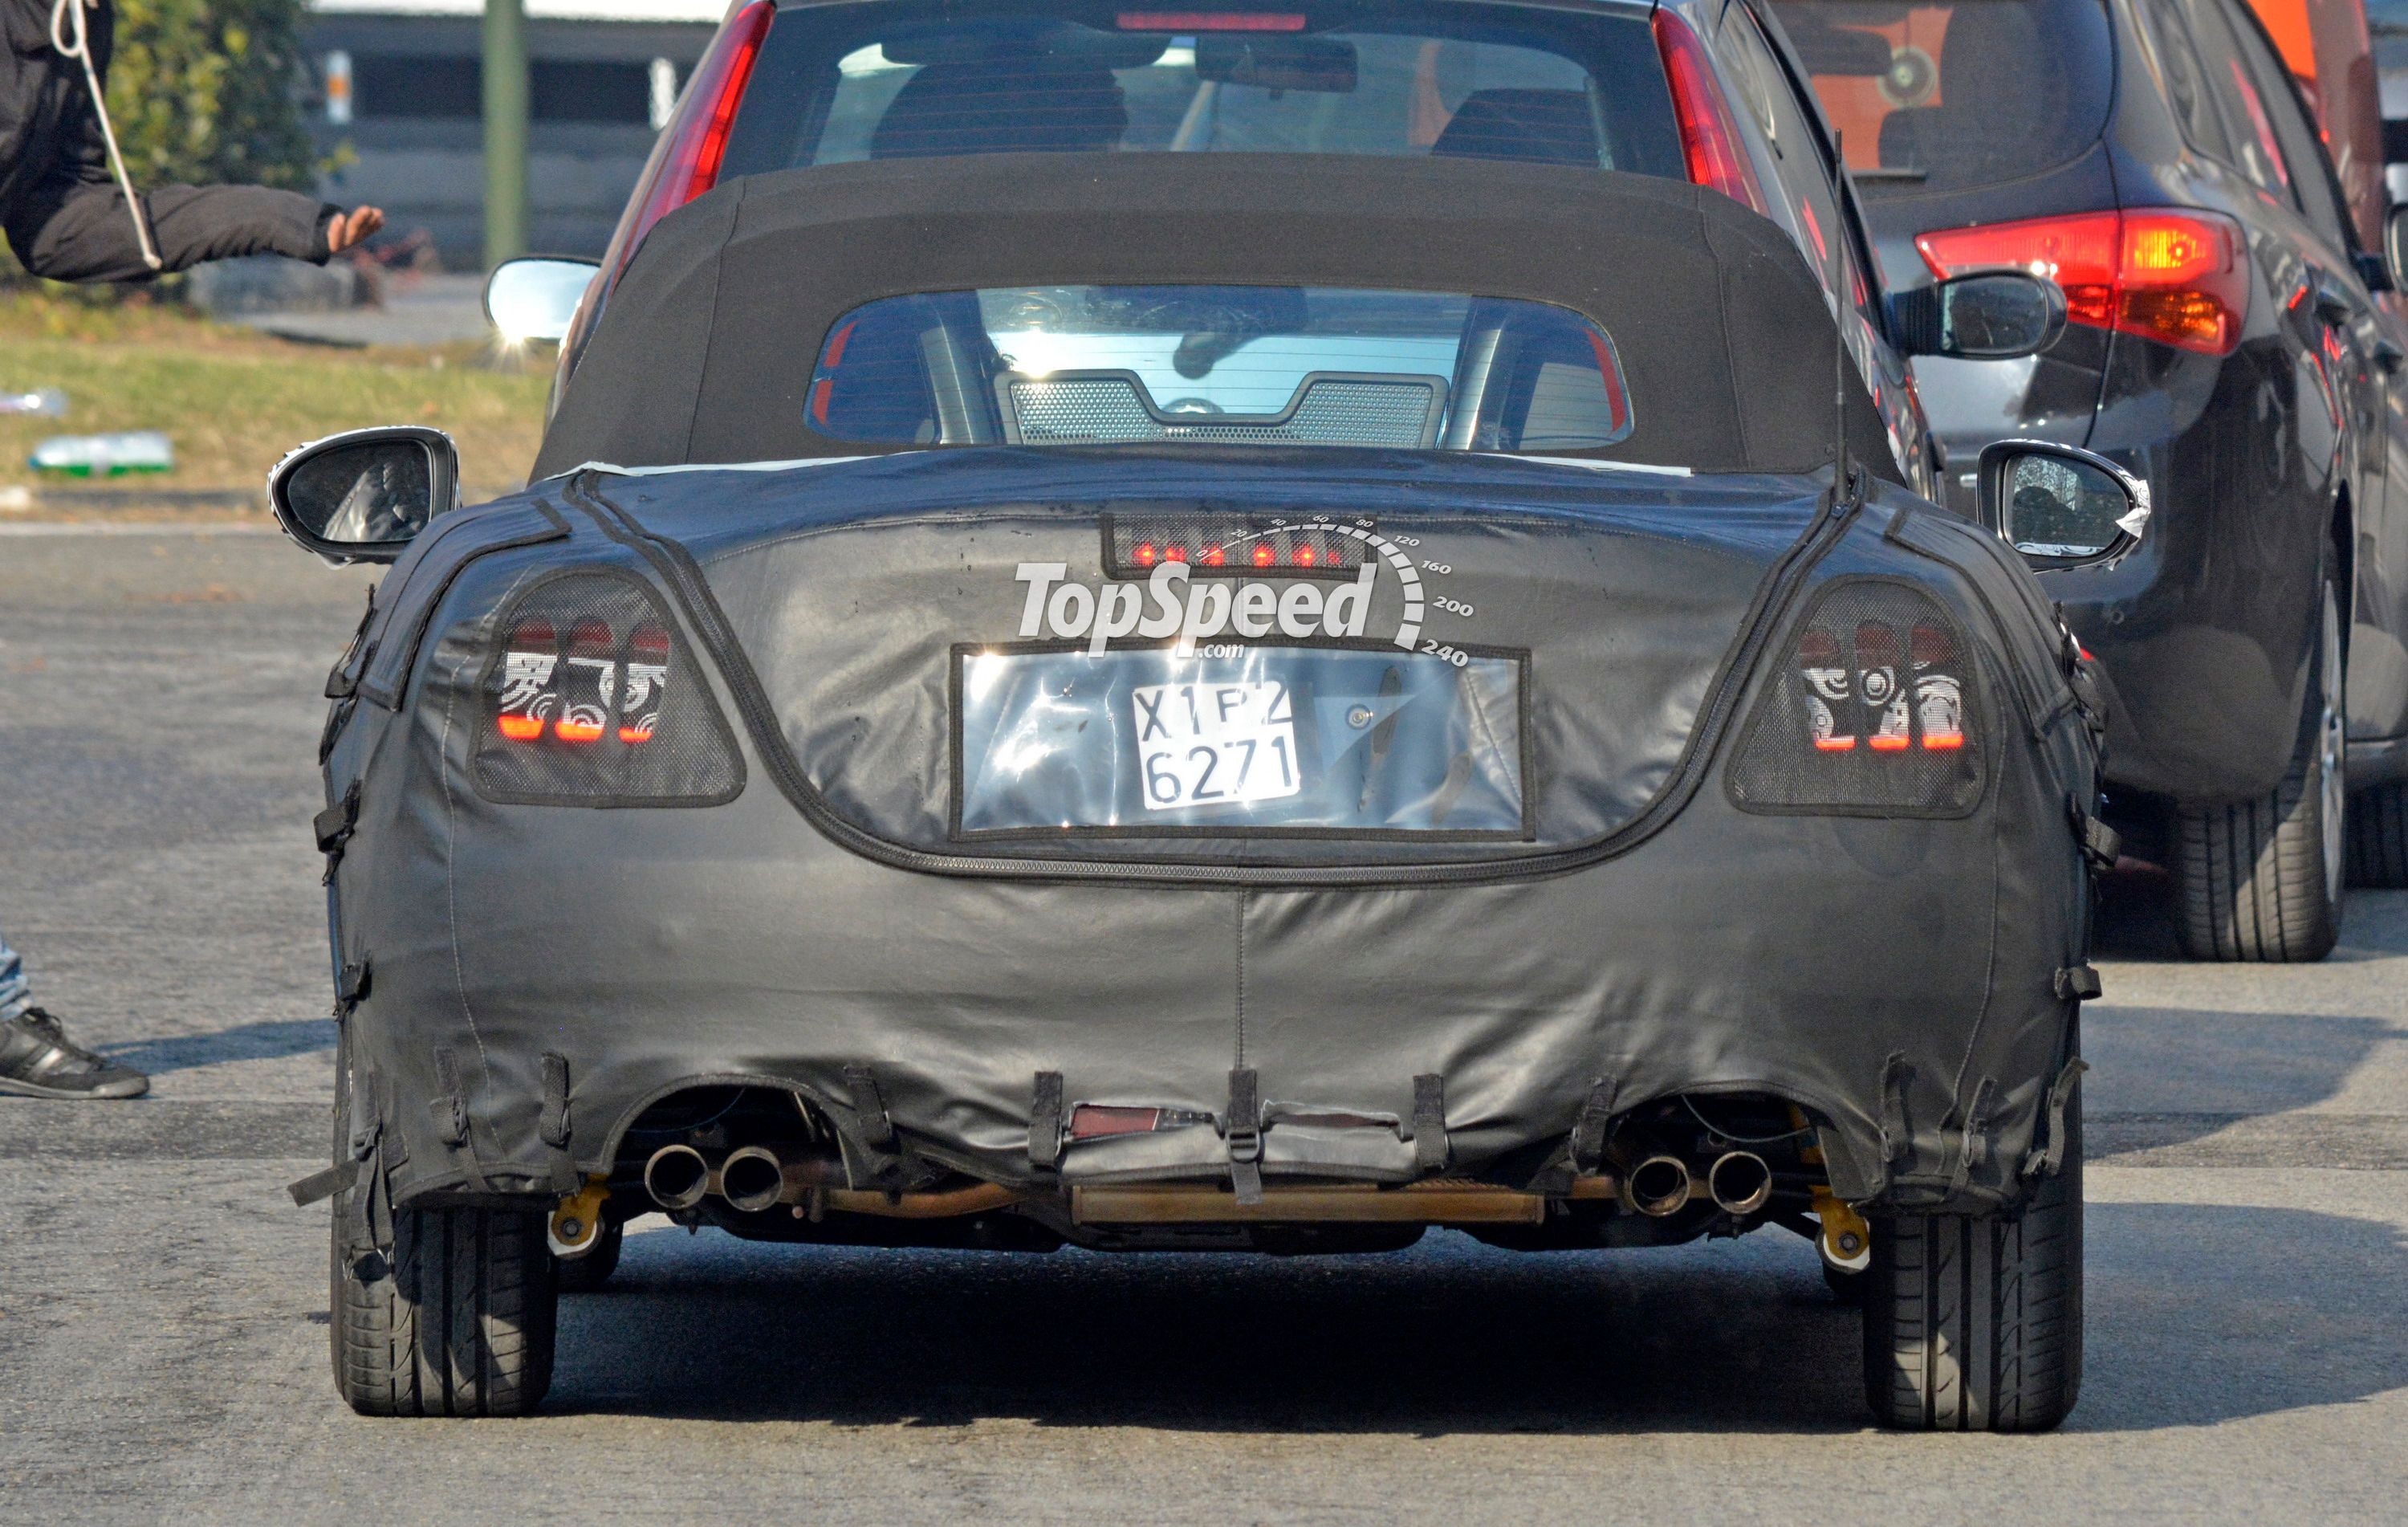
0;294;550;504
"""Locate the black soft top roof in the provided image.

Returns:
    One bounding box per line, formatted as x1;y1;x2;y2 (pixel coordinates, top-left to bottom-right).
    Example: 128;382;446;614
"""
533;153;1898;483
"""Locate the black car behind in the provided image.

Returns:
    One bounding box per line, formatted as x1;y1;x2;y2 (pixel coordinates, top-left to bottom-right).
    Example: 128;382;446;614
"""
1776;0;2408;960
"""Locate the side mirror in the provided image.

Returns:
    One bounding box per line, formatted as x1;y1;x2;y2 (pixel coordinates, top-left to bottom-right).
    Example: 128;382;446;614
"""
1889;273;2068;360
1975;439;2150;570
484;256;598;344
267;426;459;564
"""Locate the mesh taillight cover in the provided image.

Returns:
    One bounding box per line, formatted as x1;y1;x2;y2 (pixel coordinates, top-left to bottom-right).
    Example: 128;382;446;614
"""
1727;580;1986;818
472;570;742;807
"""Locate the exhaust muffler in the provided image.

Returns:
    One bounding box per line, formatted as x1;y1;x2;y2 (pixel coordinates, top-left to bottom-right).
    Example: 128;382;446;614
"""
1706;1150;1772;1215
718;1145;789;1213
642;1143;712;1211
1620;1154;1693;1217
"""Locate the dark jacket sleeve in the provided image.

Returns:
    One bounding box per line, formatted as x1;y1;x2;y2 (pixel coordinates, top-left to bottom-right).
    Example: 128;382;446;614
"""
2;0;335;283
6;176;336;283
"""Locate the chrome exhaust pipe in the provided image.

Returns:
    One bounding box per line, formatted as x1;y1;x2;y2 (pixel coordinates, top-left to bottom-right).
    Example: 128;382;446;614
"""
1621;1154;1693;1217
643;1143;712;1211
718;1145;788;1213
1706;1150;1772;1216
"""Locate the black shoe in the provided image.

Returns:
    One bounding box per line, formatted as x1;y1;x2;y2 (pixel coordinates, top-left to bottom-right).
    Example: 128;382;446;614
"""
0;1008;150;1100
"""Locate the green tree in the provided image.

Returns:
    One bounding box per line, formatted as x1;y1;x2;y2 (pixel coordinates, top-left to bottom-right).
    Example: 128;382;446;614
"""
106;0;319;193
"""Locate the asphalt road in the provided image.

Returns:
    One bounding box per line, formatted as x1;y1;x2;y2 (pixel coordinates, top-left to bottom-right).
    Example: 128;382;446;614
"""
3;527;2406;1525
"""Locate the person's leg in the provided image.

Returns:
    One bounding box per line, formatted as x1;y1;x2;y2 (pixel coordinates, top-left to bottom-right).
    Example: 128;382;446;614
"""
0;928;148;1101
0;925;30;1022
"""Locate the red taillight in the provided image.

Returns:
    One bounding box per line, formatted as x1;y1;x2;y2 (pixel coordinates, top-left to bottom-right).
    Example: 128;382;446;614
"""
1910;622;1965;751
497;620;558;743
809;320;855;426
1292;544;1317;568
1584;328;1629;434
1797;627;1856;752
1117;12;1306;30
1856;622;1910;751
1916;210;2247;357
597;0;775;293
1251;544;1276;568
1134;542;1158;567
555;618;616;743
621;622;672;743
1165;545;1189;563
1201;545;1227;567
1652;10;1767;215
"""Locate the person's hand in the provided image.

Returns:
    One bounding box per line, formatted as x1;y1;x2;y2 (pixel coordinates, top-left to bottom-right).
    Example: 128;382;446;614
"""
326;206;386;254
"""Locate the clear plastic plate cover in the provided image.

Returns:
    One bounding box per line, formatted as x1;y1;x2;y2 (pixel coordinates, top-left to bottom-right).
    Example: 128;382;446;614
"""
958;646;1526;836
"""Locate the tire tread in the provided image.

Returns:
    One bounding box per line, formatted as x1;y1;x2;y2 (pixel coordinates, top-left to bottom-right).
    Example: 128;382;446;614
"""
331;1202;556;1417
1863;1106;2082;1431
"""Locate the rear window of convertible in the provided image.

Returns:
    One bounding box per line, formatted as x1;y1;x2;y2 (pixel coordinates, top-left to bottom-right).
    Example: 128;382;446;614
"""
717;2;1687;178
806;285;1635;452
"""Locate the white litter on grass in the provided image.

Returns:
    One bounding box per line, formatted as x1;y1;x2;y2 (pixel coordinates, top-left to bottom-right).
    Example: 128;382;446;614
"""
0;486;32;514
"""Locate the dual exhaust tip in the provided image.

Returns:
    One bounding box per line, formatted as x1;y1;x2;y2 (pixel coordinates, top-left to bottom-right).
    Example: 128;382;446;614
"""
642;1142;796;1214
653;1142;1776;1220
1620;1150;1772;1219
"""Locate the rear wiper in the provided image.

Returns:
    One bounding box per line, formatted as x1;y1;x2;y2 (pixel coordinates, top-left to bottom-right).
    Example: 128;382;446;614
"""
1853;166;1928;182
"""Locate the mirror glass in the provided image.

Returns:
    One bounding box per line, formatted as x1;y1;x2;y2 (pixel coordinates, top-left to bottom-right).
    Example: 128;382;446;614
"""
1938;273;2060;359
283;440;435;547
2387;204;2408;291
2003;451;2135;559
485;258;595;344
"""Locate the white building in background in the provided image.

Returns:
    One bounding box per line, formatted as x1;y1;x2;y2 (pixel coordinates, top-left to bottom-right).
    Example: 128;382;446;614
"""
303;0;727;263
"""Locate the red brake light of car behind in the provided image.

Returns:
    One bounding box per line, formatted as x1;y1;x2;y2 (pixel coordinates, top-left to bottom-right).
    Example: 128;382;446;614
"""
1651;9;1767;215
1915;210;2247;357
596;0;775;295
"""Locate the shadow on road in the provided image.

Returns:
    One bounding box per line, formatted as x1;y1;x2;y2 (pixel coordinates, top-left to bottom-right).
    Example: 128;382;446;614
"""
100;1017;335;1077
545;1200;2408;1435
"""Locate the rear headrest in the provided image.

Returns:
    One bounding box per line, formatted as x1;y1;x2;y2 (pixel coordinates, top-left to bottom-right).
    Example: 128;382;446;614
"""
1430;89;1600;167
1876;6;2053;173
870;60;1129;160
1931;6;2042;120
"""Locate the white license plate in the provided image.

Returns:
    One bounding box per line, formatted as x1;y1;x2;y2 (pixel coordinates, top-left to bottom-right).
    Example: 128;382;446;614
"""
1131;680;1302;811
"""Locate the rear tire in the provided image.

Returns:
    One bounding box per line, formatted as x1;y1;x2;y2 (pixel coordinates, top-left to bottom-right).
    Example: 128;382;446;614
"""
1862;1104;2082;1431
327;1035;558;1415
2174;572;2345;962
332;1203;558;1416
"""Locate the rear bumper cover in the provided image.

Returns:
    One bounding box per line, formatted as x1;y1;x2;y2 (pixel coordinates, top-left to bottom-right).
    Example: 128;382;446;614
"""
341;765;2084;1216
317;465;2099;1224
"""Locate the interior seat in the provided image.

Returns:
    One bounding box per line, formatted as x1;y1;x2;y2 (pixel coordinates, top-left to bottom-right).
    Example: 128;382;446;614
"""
869;59;1130;159
1874;7;2056;185
1429;88;1601;167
